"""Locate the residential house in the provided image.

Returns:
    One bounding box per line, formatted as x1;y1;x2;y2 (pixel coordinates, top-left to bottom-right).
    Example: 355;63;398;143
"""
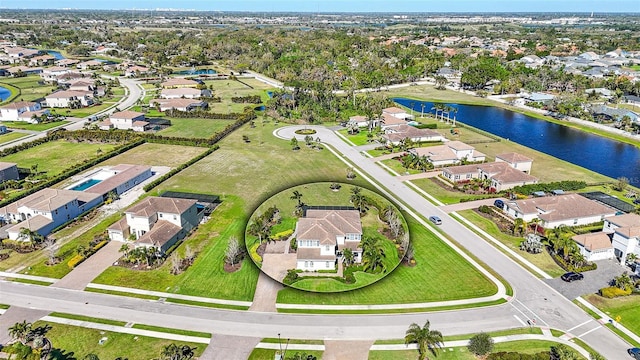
68;164;153;200
380;113;408;129
161;78;200;89
28;55;55;67
502;194;616;229
591;105;639;123
107;196;200;254
294;209;363;271
150;98;207;112
477;162;539;191
411;140;484;167
99;110;148;132
45;90;93;108
382;124;444;146
603;213;640;265
76;60;103;70
578;52;600;61
585;88;613;99
0;162;19;182
571;232;615;262
40;66;71;82
0;101;47;122
0;188;103;240
159;87;203;99
7;66;42;76
382;106;413;120
124;65;150;77
523;92;555;105
56;59;80;67
495;153;533;174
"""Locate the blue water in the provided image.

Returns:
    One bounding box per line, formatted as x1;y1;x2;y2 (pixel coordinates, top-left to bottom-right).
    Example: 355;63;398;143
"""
0;86;10;101
174;69;217;75
70;179;102;191
254;105;266;111
267;91;274;98
393;98;640;187
46;50;65;60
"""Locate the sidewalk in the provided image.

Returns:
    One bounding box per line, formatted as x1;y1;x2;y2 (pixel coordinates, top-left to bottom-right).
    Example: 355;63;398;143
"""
575;296;640;345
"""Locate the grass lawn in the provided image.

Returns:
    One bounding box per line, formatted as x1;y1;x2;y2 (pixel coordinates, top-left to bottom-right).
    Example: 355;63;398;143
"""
0;140;116;176
248;349;323;360
410;177;495;205
0;75;55;103
100;143;207;168
158;118;234;138
337;128;379;146
32;321;204;360
457;209;565;278
0;131;28;144
379;158;422;175
0;120;69;131
207;102;259;114
584;293;640;337
53;102;114;118
277;214;497;305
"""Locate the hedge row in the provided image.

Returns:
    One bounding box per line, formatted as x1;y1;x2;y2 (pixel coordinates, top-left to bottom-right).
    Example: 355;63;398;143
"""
487;352;550;360
165;108;247;120
143;145;219;192
600;286;632;298
413;123;438;129
551;252;598;273
0;139;145;208
231;95;261;104
510;181;588;195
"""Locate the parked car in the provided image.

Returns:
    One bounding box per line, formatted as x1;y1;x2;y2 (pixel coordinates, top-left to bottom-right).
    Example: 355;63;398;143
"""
629;348;640;360
429;216;442;225
561;272;584;282
494;199;504;208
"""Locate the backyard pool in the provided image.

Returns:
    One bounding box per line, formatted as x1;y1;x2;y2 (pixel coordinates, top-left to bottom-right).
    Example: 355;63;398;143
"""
70;178;102;191
174;69;217;75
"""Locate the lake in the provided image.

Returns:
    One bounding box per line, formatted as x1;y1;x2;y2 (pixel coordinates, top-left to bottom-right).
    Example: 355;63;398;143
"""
46;50;65;60
0;86;11;101
174;69;217;75
393;98;640;187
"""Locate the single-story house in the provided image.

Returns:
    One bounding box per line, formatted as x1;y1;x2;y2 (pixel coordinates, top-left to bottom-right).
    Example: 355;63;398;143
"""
150;98;207;112
28;55;55;67
412;140;484;167
477;162;539;191
7;66;42;76
295;209;363;271
124;65;151;77
523;92;555;104
76;60;103;70
161;78;200;89
160;87;203;99
45;90;93;108
585;88;613;99
495;152;533;174
502;194;616;229
56;59;80;67
591;105;639;123
108;196;200;254
380;113;408;129
348;115;378;128
67;164;152;200
383;106;413;120
572;232;615;262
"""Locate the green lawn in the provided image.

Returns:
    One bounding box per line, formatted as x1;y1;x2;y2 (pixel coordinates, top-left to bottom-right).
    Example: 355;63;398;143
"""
52;102;114;118
277;215;497;305
32;321;204;360
337;128;379;146
379;158;422;175
0;75;55;103
0;140;116;176
249;349;323;360
410;177;495;205
100;143;207;168
457;209;565;278
584;293;640;338
0;120;69;131
158;118;234;138
0;131;28;144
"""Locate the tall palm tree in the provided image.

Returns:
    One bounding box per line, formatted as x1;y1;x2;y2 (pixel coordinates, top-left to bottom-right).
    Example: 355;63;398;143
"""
554;235;576;261
8;320;32;344
290;191;303;206
404;320;443;360
512;218;524;236
362;239;386;273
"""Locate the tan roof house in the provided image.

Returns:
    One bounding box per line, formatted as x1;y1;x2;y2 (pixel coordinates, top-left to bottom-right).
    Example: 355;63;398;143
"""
100;111;148;132
495;153;533;174
161;78;199;89
572;232;614;261
382;124;444;146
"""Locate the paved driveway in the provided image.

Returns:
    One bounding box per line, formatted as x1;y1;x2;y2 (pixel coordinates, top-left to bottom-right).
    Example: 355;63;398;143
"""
544;259;628;300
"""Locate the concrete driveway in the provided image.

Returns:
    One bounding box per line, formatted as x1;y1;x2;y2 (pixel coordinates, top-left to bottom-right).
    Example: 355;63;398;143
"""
544;259;628;300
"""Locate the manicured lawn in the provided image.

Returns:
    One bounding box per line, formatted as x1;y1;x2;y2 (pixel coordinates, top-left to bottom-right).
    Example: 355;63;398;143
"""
584;293;640;338
0;131;28;144
410;177;494;205
337;128;379;146
52;102;114;118
379;158;422;175
0;75;55;103
0;140;116;176
249;349;323;360
277;215;497;305
100;143;207;168
207;102;259;114
0;120;69;131
158;118;233;138
457;209;565;278
32;321;204;360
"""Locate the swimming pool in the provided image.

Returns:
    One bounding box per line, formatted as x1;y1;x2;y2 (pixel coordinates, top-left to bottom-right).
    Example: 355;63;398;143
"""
70;179;102;191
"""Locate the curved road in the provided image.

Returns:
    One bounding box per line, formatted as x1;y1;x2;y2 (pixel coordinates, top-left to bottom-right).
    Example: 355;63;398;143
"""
0;126;628;356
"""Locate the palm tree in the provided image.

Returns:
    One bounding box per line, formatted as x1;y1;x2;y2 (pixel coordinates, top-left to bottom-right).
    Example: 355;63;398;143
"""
18;227;44;246
342;248;354;266
512;218;524;236
350;187;369;214
290;191;304;206
119;244;130;258
404;320;443;360
8;320;32;344
362;239;386;273
554;235;576;261
83;354;100;360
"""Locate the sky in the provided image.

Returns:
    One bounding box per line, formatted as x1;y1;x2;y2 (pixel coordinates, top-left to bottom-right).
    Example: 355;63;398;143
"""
1;0;639;13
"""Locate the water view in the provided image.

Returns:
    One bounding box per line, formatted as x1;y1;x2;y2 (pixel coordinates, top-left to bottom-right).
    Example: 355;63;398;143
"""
0;86;11;101
46;50;65;60
174;68;217;75
393;98;640;187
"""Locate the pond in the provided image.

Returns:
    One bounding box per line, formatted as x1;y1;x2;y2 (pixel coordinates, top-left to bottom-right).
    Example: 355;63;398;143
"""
0;86;11;101
46;50;65;60
174;69;217;75
393;98;640;187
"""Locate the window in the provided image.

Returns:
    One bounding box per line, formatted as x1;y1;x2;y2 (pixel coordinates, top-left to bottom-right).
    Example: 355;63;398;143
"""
304;261;309;267
326;261;331;268
309;261;314;267
573;219;578;225
325;245;331;252
173;215;177;220
159;213;163;218
454;175;460;180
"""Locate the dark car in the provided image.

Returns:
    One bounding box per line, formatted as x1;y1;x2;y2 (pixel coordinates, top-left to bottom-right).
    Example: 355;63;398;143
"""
561;272;584;282
629;348;640;360
494;199;504;208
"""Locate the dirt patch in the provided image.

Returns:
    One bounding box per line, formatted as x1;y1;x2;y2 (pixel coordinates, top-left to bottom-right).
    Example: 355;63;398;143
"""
224;262;242;273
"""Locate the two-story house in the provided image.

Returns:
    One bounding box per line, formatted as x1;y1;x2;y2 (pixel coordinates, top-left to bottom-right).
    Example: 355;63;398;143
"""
294;209;363;271
45;90;93;108
603;213;640;266
0;101;48;122
107;196;200;254
99;110;148;132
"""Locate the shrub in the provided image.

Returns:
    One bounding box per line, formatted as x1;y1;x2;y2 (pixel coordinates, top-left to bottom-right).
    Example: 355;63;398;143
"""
487;352;550;360
600;286;632;298
413;123;438;129
551;252;597;272
478;205;492;214
67;254;86;269
510;180;587;195
283;269;299;285
290;238;297;251
249;243;262;264
92;240;108;251
272;229;294;241
468;332;494;356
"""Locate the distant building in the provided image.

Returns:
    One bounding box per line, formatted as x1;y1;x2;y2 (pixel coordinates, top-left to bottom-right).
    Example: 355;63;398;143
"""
161;78;200;89
411;140;485;167
99;110;148;132
45;90;93;108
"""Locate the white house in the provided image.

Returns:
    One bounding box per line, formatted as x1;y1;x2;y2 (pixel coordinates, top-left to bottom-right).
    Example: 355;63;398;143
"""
0;101;45;121
411;140;485;167
294;209;363;271
150;98;207;112
572;232;615;262
603;213;640;265
161;78;200;89
107;196;200;253
45;90;93;108
495;153;533;174
382;124;444;146
160;87;203;99
502;194;616;229
383;106;413;120
100;110;148;132
68;164;153;200
0;188;103;240
441;161;538;191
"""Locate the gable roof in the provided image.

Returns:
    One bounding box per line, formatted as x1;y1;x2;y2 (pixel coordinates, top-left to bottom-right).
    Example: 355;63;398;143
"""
125;196;196;218
0;188;101;216
1;101;37;110
296;209;362;246
507;194;615;223
605;213;640;228
477;162;538;184
572;232;612;251
496;152;533;164
45;90;88;99
110;110;145;120
383;124;441;143
135;220;182;248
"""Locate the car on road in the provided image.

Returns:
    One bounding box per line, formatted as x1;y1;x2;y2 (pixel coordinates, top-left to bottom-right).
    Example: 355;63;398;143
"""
494;199;504;208
629;348;640;360
561;272;584;282
429;216;442;225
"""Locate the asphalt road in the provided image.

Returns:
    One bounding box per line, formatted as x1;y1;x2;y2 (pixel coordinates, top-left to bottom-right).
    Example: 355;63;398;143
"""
0;120;630;358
